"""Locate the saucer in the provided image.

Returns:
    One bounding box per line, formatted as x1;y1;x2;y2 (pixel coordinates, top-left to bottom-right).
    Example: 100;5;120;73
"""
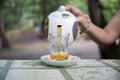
41;55;81;67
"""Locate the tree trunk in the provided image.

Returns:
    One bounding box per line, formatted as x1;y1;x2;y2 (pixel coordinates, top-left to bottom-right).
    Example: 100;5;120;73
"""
87;0;120;59
41;0;48;20
0;8;10;49
39;0;48;38
87;0;107;28
119;0;120;6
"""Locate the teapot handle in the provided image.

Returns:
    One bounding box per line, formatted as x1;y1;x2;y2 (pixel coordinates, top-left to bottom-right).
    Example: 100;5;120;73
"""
45;18;49;38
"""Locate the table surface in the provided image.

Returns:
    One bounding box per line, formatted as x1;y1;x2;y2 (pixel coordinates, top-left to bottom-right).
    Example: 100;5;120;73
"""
0;60;120;80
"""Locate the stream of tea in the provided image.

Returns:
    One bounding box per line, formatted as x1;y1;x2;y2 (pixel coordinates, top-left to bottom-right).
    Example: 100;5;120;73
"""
50;25;69;60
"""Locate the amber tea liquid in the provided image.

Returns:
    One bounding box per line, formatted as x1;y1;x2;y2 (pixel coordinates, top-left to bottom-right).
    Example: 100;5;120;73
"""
50;53;69;61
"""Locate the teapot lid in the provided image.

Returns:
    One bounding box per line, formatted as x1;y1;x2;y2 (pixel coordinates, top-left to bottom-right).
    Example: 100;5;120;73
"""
48;5;76;20
57;5;66;12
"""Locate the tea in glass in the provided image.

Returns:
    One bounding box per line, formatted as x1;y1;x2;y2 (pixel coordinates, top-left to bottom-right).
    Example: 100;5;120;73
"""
48;25;70;60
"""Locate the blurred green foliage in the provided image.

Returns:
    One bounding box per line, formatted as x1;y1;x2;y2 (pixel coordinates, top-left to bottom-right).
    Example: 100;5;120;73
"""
100;0;120;21
2;0;120;31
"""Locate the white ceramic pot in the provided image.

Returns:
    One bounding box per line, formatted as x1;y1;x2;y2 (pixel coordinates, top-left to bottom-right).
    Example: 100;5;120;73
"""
45;5;78;45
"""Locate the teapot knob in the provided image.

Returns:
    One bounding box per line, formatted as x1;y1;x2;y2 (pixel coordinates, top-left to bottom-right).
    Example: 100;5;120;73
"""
58;5;66;12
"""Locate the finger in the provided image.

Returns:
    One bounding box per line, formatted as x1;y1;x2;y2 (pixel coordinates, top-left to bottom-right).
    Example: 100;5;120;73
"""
65;5;84;16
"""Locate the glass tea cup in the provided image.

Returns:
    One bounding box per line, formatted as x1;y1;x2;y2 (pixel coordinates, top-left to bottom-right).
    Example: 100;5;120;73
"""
48;33;70;61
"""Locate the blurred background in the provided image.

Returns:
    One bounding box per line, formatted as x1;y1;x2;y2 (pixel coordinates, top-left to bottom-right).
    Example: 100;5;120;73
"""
0;0;120;59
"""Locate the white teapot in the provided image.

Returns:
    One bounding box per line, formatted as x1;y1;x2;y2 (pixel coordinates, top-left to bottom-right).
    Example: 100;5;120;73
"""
45;5;78;45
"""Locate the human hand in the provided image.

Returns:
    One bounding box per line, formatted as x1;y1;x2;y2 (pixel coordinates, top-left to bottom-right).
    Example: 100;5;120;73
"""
65;5;91;33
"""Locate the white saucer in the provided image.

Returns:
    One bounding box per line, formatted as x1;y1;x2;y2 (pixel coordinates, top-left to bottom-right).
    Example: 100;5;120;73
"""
41;55;81;67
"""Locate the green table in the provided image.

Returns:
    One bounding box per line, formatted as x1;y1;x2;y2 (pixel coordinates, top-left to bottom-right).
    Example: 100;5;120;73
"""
0;60;120;80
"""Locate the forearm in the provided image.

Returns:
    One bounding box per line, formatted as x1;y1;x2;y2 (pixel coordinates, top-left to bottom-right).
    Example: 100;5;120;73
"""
86;23;116;46
65;5;120;46
80;10;120;46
